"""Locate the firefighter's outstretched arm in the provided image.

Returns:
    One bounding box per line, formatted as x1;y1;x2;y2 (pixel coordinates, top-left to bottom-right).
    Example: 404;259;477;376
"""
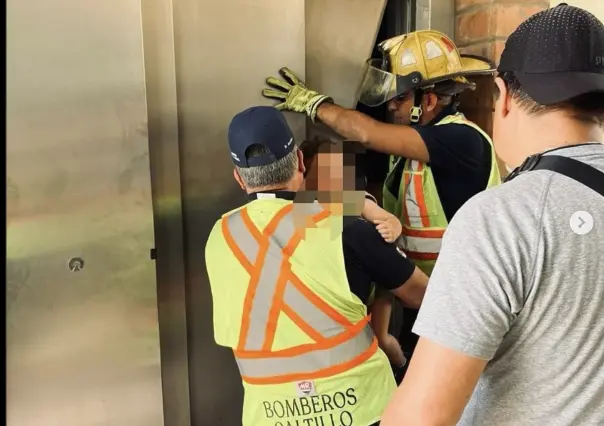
316;102;429;162
262;67;430;163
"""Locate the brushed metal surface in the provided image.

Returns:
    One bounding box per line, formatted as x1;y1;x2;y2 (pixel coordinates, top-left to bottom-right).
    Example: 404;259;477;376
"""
171;0;306;424
305;0;387;110
6;1;165;425
141;1;191;426
305;0;386;142
416;0;454;37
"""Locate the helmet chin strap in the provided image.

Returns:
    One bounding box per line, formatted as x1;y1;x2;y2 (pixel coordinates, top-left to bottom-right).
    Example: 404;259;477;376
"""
451;94;460;112
409;88;424;124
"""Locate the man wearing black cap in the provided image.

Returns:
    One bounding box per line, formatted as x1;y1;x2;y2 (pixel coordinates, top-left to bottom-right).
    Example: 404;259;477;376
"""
381;4;604;426
205;106;428;426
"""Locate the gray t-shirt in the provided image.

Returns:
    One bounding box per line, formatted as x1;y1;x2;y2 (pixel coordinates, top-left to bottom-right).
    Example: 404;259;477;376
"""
413;143;604;425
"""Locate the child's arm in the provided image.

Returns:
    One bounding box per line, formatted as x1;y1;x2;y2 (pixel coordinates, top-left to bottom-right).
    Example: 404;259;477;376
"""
362;194;402;243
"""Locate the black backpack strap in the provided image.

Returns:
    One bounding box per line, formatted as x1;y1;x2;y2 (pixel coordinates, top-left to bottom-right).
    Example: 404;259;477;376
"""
505;154;604;197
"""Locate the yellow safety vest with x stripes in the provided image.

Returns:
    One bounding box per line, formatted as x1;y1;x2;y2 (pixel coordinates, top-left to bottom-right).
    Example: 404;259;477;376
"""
205;197;396;426
383;112;501;276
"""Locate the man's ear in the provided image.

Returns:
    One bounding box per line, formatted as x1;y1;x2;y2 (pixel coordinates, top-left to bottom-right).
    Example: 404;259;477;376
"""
297;149;306;175
423;92;439;112
233;168;246;191
494;77;511;118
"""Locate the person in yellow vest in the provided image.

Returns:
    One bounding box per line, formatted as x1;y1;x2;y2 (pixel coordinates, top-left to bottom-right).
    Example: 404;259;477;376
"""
262;29;502;356
205;105;428;426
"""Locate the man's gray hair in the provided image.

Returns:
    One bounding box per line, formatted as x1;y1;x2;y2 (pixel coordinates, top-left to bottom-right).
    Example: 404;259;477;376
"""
236;144;299;189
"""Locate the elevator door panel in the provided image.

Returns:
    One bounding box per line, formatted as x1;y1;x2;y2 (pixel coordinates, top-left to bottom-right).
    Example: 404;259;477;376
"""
305;0;387;109
6;1;164;425
305;0;387;140
171;0;306;424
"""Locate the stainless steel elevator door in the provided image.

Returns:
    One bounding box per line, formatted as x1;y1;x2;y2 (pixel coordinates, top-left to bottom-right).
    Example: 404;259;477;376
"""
305;0;387;110
304;0;387;141
170;0;306;424
6;1;164;425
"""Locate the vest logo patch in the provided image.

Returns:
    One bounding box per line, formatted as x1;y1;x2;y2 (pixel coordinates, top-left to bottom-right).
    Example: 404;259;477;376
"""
296;380;317;397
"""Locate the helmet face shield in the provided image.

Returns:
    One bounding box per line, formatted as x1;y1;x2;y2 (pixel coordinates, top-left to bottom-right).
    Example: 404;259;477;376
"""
356;59;400;107
356;59;424;107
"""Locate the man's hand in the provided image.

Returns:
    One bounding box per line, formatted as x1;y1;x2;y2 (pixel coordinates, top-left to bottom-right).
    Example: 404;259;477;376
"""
262;67;333;122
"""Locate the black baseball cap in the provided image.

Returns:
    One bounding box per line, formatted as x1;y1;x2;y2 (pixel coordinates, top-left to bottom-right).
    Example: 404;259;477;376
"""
498;3;604;105
228;106;295;168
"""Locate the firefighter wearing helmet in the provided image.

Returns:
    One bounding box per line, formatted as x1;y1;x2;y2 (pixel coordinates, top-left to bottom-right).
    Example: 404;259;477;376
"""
262;29;501;356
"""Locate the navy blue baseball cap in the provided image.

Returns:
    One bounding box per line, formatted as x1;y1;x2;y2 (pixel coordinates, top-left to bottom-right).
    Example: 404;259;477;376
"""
228;106;296;168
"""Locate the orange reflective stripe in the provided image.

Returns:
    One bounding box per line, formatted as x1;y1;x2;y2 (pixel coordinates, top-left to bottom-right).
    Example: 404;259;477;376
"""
231;205;293;350
406;251;439;261
403;160;431;228
222;218;253;275
281;303;327;344
240;337;379;385
289;268;352;327
402;170;412;226
222;203;377;385
241;208;263;243
402;227;445;238
235;313;377;385
262;259;291;351
241;205;299;352
235;313;370;359
400;226;444;260
413;162;431;227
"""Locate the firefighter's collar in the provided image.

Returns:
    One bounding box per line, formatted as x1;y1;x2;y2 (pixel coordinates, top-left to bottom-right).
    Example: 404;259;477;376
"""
429;103;457;125
413;103;457;128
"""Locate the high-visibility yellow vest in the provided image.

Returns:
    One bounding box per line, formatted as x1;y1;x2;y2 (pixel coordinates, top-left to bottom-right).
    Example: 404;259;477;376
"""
382;113;501;276
205;197;396;426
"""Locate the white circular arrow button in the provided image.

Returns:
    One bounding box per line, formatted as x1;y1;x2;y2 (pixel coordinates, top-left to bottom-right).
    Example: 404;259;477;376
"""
570;211;594;235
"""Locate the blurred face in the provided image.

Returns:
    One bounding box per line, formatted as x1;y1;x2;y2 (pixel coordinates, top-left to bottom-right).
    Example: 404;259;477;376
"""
316;151;344;191
493;77;523;170
304;148;364;215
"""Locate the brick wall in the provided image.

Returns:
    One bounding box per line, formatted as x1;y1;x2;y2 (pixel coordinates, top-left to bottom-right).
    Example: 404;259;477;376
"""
454;0;549;136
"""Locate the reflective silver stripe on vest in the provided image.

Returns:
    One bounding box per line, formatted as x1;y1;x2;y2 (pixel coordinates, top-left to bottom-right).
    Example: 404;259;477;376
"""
228;203;345;351
236;322;375;379
225;204;376;379
400;233;442;255
404;160;424;228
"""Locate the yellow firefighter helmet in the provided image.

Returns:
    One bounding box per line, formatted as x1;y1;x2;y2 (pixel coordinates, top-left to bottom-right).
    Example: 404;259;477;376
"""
357;30;495;110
